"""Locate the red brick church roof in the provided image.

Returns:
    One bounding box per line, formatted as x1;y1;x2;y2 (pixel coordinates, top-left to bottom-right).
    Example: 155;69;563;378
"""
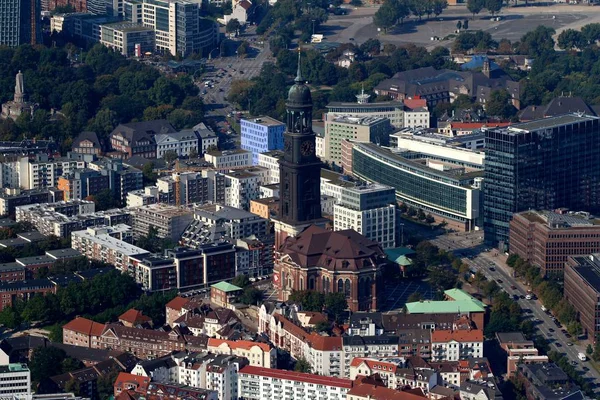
281;225;385;272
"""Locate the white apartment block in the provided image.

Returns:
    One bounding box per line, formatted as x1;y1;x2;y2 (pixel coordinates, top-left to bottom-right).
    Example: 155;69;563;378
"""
207;339;276;369
431;330;484;362
315;133;325;160
0;363;31;399
205;149;251;170
257;151;282;185
156;130;199;158
404;108;430;128
0;158;21;189
237;366;353;400
71;225;149;272
342;336;399;378
16;158;86;190
223;171;261;211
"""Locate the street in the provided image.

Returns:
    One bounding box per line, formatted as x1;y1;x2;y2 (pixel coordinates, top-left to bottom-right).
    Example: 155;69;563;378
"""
431;234;600;391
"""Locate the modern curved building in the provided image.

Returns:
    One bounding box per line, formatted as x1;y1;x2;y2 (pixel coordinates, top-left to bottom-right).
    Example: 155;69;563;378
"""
350;142;482;231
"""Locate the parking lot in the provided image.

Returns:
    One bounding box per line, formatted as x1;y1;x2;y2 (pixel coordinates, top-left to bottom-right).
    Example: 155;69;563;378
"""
382;280;435;311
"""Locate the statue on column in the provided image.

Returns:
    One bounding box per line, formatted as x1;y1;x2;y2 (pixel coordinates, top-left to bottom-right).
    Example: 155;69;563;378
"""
14;71;25;103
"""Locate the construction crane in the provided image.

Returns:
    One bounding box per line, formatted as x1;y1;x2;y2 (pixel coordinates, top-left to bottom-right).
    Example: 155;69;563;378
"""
174;159;181;206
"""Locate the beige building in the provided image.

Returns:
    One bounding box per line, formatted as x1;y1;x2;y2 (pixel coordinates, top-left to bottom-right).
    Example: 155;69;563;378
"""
324;116;391;166
207;338;277;368
62;317;106;349
131;203;194;240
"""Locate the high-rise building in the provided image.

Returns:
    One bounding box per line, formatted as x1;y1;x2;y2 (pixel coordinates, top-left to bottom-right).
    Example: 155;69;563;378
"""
333;183;397;249
484;114;600;248
0;0;41;47
273;53;327;248
241;117;286;165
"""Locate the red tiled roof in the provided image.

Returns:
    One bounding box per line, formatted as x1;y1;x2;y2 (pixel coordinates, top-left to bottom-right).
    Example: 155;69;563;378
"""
350;358;399;374
348;381;426;400
273;314;342;351
165;296;189;311
208;338;272;352
114;372;150;392
403;98;427;110
239;366;353;388
63;317;106;337
431;329;483;343
119;309;151;324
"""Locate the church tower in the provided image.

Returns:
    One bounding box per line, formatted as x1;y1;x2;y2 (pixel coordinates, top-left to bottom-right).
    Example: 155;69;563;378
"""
273;52;326;249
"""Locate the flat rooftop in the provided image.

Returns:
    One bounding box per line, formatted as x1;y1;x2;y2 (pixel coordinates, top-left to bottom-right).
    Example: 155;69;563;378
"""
72;229;149;256
330;116;388;126
136;204;193;217
517;210;600;227
206;149;249;157
327;101;404;109
242;116;284;127
342;183;394;195
509;114;598;133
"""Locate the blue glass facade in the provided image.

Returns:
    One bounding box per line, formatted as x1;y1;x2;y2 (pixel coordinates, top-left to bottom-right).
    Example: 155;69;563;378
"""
241;118;286;164
484;115;600;248
0;0;41;47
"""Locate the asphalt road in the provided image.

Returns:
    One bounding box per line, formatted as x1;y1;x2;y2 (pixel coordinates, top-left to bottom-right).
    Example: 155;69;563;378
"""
431;234;600;391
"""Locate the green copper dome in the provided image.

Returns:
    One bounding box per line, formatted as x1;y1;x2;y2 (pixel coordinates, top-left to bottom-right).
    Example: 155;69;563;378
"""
287;52;312;106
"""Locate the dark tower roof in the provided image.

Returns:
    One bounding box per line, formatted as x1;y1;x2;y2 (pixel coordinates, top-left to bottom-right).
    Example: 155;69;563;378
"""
287;52;312;106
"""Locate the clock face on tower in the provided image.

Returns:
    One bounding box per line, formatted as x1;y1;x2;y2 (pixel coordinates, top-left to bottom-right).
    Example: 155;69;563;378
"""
301;140;315;157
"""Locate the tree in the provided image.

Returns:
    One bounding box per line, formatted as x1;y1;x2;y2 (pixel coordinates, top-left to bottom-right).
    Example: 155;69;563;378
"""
350;0;362;5
294;357;312;373
64;378;81;396
587;344;594;355
432;0;448;17
163;150;179;163
425;214;435;224
188;148;199;159
517;26;555;57
226;18;241;34
557;29;585;50
417;209;426;221
407;292;422;302
47;323;63;342
314;320;331;333
240;287;263;305
324;292;347;323
463;19;469;29
232;275;251;288
457;20;462;31
237;41;250;58
581;23;600;45
86;188;118;210
467;0;484;19
0;305;21;329
29;347;71;384
97;369;120;400
485;0;502;16
486;89;516;119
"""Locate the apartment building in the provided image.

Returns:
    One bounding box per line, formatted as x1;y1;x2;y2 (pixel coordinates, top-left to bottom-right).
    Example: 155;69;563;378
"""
223;171;262;211
131;203;194;240
57;169;110;201
205;149;252;170
237;366;353;400
0;279;57;311
155;130;199;159
0;188;54;216
431;329;483;361
342;336;399;378
333;183;397;249
62;317;106;349
71;225;149;272
207;338;276;368
257;151;283;185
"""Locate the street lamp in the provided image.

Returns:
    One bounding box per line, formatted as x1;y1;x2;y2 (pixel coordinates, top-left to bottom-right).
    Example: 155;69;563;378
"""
208;48;219;60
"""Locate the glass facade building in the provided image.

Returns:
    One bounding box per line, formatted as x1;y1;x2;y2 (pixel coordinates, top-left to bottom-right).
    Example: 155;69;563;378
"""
484;114;600;248
0;0;41;47
351;142;481;230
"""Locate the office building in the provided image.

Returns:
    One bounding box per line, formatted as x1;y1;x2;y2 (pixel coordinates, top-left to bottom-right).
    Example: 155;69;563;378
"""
131;204;194;240
326;100;405;128
71;225;149;272
351;142;482;231
155;130;199;159
496;332;548;375
237;366;353;400
510;210;600;276
324;116;391;166
87;0;120;15
0;364;31;398
110;120;175;159
241;117;286;165
484;114;600;248
0;0;41;47
99;22;155;57
50;13;119;44
564;254;600;339
156;172;210;206
88;158;143;205
333;183;397;249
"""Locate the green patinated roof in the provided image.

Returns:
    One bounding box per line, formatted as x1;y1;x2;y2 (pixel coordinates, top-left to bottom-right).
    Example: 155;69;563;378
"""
405;288;486;314
385;247;416;266
211;281;242;292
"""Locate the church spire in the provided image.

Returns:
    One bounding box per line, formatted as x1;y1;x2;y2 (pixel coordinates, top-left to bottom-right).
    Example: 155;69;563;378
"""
295;50;303;83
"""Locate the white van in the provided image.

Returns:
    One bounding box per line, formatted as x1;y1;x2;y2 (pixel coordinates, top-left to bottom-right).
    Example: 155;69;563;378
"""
578;353;587;361
541;305;547;312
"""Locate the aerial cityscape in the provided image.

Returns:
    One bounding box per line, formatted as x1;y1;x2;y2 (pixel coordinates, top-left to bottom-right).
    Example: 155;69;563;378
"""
3;0;600;399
